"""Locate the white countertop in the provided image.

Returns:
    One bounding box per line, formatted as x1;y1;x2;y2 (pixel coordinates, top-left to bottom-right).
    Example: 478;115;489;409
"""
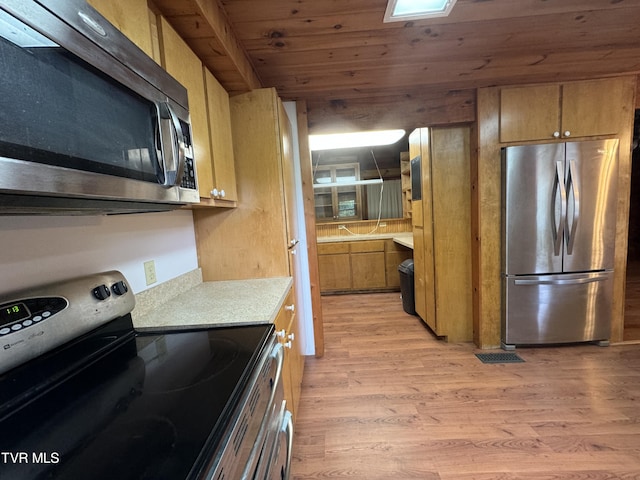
317;232;412;242
317;233;413;249
132;274;293;331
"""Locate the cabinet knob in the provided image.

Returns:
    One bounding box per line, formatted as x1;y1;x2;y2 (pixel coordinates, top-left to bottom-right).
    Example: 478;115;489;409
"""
290;249;297;255
284;341;292;349
276;329;286;338
211;188;219;198
563;130;571;137
552;131;560;138
287;333;295;341
220;189;226;198
285;304;295;312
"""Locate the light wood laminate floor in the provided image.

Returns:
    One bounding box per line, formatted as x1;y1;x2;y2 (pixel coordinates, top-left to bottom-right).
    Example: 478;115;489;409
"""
291;292;640;479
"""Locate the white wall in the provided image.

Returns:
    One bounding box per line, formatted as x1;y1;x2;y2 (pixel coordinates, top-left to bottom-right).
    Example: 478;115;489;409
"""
0;210;198;296
283;101;315;355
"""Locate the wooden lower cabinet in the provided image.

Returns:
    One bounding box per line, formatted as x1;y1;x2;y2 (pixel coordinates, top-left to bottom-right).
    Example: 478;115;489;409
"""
385;240;414;289
351;252;386;289
317;242;351;291
274;287;303;422
318;239;412;293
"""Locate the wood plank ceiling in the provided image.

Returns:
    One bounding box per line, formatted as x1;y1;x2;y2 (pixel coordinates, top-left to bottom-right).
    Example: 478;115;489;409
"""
153;0;640;133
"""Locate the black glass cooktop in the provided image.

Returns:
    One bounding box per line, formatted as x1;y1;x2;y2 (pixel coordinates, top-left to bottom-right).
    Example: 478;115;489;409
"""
0;315;273;480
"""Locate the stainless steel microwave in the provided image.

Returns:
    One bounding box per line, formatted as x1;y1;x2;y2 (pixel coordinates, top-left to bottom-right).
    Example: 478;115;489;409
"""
0;0;199;214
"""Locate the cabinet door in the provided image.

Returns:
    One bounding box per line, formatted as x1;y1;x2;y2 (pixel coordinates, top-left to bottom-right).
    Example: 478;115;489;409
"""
385;244;412;289
500;85;561;142
204;70;237;202
288;310;304;423
431;127;473;341
413;227;427;322
318;254;351;291
159;18;213;199
282;289;303;422
351;252;386;290
274;292;297;420
278;100;299;263
88;0;154;59
561;78;627;139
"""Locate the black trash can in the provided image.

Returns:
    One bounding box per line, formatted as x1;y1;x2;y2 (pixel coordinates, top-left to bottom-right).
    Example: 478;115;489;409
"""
398;259;416;315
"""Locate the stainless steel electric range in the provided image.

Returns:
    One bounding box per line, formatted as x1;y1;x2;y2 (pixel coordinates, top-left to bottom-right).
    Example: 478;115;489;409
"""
0;271;292;480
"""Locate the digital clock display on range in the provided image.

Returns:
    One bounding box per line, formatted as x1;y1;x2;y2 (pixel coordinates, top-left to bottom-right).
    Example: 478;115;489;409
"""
1;302;30;326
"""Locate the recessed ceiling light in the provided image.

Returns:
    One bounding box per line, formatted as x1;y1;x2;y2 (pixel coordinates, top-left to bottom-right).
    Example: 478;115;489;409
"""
384;0;457;22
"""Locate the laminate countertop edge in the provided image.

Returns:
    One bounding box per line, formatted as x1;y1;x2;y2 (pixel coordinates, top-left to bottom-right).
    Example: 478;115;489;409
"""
132;271;293;331
317;233;414;249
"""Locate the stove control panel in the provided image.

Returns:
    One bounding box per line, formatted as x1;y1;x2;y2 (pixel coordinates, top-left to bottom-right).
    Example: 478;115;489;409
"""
0;271;135;375
0;296;68;336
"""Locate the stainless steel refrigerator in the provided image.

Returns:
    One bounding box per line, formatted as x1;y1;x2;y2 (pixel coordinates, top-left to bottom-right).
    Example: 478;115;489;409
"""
501;139;619;349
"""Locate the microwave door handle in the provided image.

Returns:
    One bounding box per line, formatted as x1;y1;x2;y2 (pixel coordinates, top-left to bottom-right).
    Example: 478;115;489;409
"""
157;103;185;187
154;102;168;185
165;103;186;186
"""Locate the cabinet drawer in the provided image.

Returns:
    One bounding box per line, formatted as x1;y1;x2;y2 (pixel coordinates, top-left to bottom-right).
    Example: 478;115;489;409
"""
350;240;385;253
318;242;349;255
274;289;294;330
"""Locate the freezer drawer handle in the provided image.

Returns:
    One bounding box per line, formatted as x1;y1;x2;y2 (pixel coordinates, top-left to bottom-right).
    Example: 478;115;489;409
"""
551;160;567;256
514;274;609;286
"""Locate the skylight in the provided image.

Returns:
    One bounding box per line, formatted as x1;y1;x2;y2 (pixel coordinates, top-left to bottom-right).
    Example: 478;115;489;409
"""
384;0;457;22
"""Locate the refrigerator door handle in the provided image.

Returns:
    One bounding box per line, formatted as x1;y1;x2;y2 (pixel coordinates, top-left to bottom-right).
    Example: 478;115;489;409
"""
514;273;610;286
565;159;580;255
551;160;566;256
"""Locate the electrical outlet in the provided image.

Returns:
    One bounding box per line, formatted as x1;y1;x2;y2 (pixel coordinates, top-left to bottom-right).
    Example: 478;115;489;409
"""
338;225;346;230
144;260;157;286
380;222;387;227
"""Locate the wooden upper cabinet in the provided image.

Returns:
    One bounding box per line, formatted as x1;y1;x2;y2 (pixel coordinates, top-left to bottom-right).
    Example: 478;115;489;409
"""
204;70;238;203
560;79;628;139
87;0;155;59
193;88;293;281
158;17;237;207
500;85;560;143
500;78;631;143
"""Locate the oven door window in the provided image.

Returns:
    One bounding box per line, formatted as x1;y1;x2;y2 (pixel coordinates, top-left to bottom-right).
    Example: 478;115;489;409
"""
0;11;161;184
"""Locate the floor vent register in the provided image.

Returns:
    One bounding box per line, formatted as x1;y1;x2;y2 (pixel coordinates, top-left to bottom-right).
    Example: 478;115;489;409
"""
475;352;524;364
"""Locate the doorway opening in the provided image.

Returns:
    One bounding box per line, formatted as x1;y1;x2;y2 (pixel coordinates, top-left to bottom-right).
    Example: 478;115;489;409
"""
624;110;640;341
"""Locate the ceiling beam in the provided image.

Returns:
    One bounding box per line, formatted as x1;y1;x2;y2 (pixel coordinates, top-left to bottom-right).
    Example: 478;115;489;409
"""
152;0;262;95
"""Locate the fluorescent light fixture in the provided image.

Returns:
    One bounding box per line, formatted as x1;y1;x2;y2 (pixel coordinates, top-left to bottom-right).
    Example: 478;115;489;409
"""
384;0;457;22
309;129;405;151
313;179;383;189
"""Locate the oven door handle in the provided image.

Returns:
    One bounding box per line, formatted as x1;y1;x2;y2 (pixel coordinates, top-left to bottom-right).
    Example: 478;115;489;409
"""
267;343;285;410
282;409;293;480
